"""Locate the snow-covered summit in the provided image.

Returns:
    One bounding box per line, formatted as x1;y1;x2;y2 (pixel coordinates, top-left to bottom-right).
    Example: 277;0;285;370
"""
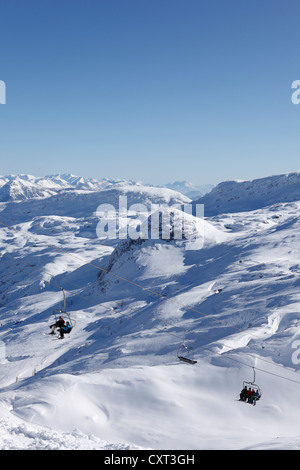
197;172;300;216
0;174;70;201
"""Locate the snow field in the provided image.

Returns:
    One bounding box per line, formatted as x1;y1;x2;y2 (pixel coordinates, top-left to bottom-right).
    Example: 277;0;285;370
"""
1;173;300;449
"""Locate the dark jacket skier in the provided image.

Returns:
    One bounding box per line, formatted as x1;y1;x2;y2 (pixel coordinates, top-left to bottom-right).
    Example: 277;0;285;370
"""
240;386;248;401
50;316;65;335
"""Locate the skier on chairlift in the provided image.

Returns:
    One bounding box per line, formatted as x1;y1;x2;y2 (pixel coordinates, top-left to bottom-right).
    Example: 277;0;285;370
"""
239;385;248;402
49;316;65;335
58;321;72;339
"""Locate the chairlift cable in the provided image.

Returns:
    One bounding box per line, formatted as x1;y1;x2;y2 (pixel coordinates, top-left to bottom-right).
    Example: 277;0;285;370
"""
0;220;286;345
194;344;300;386
2;256;300;387
1;247;300;383
1;224;300;384
0;255;183;341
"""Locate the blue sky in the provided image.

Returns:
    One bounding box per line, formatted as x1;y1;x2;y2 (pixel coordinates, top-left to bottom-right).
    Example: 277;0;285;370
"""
0;0;300;185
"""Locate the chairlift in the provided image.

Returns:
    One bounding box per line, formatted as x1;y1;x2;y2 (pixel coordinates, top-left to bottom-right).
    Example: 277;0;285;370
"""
52;288;76;331
239;367;262;403
177;330;197;365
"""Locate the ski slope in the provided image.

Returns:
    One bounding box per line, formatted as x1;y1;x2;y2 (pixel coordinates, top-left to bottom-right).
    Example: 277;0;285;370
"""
1;174;300;449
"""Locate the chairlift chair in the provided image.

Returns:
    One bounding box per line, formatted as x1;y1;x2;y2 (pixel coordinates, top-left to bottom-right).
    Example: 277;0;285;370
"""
52;288;75;333
177;330;197;365
240;367;262;402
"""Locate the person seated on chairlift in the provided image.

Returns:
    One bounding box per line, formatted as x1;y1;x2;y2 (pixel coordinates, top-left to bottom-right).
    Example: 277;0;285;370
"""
247;388;255;404
239;386;260;405
239;386;248;402
50;316;65;335
252;389;260;406
58;321;72;339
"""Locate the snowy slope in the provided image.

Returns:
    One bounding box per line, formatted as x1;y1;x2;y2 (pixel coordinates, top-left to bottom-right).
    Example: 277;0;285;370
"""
197;172;300;216
1;174;300;449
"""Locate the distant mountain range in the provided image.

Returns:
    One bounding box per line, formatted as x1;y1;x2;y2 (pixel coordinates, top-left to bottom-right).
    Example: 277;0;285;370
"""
0;174;214;202
0;174;141;202
2;173;300;219
162;181;214;199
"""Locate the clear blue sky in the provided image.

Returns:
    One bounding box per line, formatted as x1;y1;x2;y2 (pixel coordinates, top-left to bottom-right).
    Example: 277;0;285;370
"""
0;0;300;185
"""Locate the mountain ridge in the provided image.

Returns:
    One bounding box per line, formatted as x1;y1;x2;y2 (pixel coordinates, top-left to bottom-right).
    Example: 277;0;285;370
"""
0;173;215;203
196;172;300;216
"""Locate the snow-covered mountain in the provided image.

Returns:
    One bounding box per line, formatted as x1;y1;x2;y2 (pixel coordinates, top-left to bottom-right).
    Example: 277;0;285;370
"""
1;172;300;449
0;174;70;201
197;172;300;216
163;180;214;199
0;174;164;202
0;173;214;206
